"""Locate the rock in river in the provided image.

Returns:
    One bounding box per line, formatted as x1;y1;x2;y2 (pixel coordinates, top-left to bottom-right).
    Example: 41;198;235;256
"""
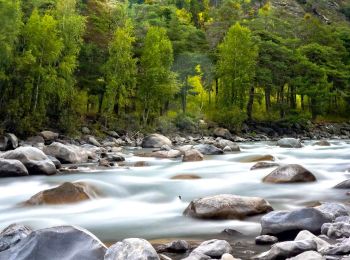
183;149;204;162
255;235;278;245
105;238;159;260
141;134;172;148
0;224;32;252
194;144;223;155
0;147;56;175
0;226;106;260
43;142;88;164
261;208;333;237
277;138;302;148
0;159;28;177
334;179;350;189
251;162;279;171
262;164;316;183
24;182;97;205
184;194;273;220
213;128;232;140
191;239;232;258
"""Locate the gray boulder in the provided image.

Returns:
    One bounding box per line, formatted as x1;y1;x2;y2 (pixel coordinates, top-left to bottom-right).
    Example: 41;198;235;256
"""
213;128;232;140
0;226;106;260
0;147;56;175
192;239;232;258
0;224;32;252
255;235;278;245
261;208;333;236
316;203;349;219
158;240;189;253
0;159;28;177
253;239;317;260
321;222;350;238
216;139;240;151
277;138;302;148
194;144;223;155
184;194;273;220
141;134;172;148
183;149;204;162
43;142;88;164
104;238;159;260
287;251;325;260
295;230;329;251
262;164;316;183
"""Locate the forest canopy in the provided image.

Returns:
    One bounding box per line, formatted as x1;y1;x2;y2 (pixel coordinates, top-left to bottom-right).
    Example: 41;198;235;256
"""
1;0;350;135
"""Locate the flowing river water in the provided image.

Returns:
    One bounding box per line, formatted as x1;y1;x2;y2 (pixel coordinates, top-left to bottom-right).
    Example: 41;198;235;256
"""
0;140;349;245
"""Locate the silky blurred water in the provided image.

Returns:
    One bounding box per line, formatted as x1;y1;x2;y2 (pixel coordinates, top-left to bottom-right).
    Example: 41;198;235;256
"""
0;140;349;242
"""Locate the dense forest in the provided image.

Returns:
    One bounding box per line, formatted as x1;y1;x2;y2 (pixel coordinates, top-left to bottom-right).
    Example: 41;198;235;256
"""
1;0;350;136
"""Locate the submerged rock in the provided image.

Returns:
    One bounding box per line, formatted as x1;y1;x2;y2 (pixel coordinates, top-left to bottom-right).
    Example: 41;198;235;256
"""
0;224;32;252
262;164;316;183
141;134;172;148
184;194;273;220
105;238;159;260
171;174;201;180
0;147;56;175
182;149;204;162
24;182;97;205
277;138;302;148
261;208;333;236
239;154;275;163
0;159;28;177
194;144;223;155
0;226;106;260
251;162;279;170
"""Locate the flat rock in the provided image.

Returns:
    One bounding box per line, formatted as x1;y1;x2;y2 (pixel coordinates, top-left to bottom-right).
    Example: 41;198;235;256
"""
251;162;279;170
194;144;223;155
43;142;88;164
105;238;159;260
24;182;97;205
183;149;204;162
0;226;106;260
0;159;28;177
0;147;56;175
277;138;302;148
0;224;32;252
261;208;333;236
262;164;316;183
184;194;273;220
141;134;172;148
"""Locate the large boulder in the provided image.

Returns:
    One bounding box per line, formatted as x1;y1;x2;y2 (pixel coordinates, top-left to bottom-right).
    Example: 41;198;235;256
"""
0;133;18;151
0;159;28;177
0;224;32;252
213;128;232;140
24;182;97;205
194;144;223;155
104;238;159;260
254;240;317;260
192;239;232;258
141;134;172;148
261;208;333;237
43;142;88;164
0;226;106;260
0;147;56;175
277;138;302;148
215;139;240;151
183;149;204;162
184;194;273;220
262;164;316;183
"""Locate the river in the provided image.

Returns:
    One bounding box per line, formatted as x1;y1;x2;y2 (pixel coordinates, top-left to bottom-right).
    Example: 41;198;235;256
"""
0;140;349;244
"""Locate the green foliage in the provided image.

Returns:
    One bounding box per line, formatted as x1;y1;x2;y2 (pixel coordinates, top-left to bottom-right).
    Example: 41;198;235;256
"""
209;107;247;132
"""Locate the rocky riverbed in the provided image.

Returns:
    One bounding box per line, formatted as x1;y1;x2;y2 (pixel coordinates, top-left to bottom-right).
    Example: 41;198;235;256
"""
0;126;350;259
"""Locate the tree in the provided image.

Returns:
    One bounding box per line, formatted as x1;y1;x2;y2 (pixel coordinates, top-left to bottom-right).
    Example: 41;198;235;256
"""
139;26;178;124
217;23;258;118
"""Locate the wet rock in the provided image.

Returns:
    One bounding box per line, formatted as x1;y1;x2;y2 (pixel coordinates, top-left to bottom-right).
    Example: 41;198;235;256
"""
261;208;333;236
142;134;172;148
0;159;28;177
251;162;279;170
277;138;302;148
24;182;97;205
255;235;278;245
315;203;349;219
216;139;240;151
87;136;101;147
0;147;56;175
321;222;350;238
0;226;106;260
334;180;350;189
151;150;182;159
239;154;275;163
287;251;324;260
0;224;32;252
295;230;329;250
43;142;88;164
320;237;350;255
184;194;273;220
105;238;159;260
313;140;331;146
192;239;232;258
194;144;223;155
214;128;232;140
171;174;201;180
262;164;316;183
159;240;189;253
183;149;204;162
253;239;317;260
40;131;59;143
0;133;18;151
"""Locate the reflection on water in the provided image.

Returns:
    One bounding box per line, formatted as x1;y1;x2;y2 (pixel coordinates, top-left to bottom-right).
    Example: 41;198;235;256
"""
0;140;349;241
